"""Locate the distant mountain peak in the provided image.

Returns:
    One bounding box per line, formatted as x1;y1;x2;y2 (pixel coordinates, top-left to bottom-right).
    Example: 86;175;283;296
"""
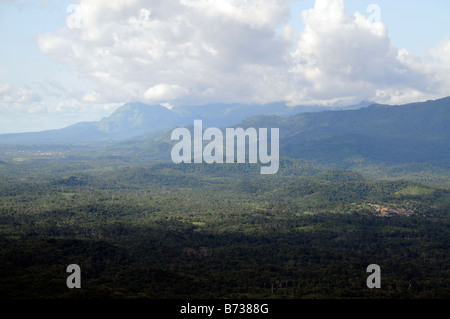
98;102;181;138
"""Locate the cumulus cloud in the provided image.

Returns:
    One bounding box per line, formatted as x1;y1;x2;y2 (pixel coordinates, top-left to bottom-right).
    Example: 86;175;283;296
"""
35;0;450;108
0;84;50;120
286;0;447;106
36;0;294;106
144;84;189;102
398;38;450;100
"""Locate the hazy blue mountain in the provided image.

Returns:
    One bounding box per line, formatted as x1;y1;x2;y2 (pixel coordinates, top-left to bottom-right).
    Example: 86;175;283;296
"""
97;102;183;140
0;101;371;144
0;103;181;144
0;122;105;144
170;102;356;127
239;96;450;168
111;97;450;171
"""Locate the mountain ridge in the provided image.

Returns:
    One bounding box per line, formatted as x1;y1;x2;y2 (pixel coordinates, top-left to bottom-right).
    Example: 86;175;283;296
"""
0;101;373;144
108;96;450;171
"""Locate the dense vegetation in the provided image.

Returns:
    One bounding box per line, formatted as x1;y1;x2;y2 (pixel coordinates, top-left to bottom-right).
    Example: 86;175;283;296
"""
0;156;449;299
0;98;449;299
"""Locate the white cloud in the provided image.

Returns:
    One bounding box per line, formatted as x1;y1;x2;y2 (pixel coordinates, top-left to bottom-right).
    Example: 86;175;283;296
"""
179;0;291;30
34;0;450;109
143;84;189;102
0;83;12;98
395;38;450;102
429;38;450;62
1;84;42;104
36;0;294;106
286;0;432;105
0;83;12;96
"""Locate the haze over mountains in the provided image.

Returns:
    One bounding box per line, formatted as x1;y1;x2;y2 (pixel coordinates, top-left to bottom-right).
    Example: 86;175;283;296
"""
1;96;449;177
243;97;450;169
100;96;449;173
0;101;371;143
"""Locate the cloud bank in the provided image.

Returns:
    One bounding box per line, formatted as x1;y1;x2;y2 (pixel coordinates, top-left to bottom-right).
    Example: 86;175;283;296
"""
35;0;450;108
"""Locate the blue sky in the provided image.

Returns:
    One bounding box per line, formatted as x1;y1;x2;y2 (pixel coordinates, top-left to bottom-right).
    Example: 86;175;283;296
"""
1;0;449;133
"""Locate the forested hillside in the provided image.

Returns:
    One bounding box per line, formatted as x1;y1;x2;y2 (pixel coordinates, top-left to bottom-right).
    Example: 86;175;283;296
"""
0;162;449;298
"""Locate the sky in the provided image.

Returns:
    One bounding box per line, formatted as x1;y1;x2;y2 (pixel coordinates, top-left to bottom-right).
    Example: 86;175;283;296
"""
0;0;449;134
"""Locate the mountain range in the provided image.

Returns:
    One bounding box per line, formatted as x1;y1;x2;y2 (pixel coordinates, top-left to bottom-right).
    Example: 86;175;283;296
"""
0;101;371;144
101;96;450;173
242;97;450;169
1;97;449;177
